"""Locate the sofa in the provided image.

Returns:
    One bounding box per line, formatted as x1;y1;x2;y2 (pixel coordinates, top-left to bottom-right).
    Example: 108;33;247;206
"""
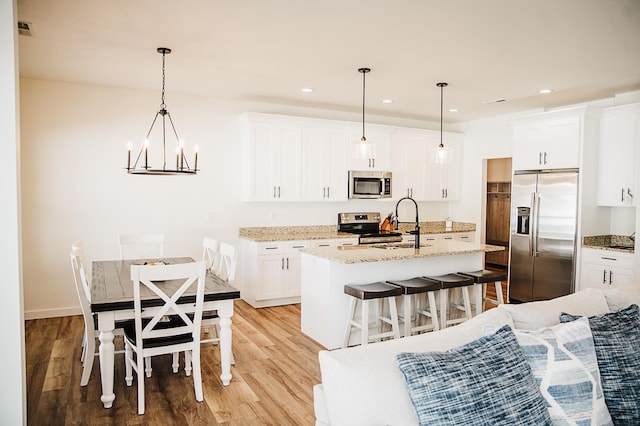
313;287;640;426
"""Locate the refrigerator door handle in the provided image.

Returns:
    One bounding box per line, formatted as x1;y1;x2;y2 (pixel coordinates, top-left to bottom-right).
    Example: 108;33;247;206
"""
532;192;541;257
528;192;535;256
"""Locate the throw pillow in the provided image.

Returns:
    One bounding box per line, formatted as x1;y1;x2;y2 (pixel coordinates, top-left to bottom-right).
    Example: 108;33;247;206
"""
396;325;551;426
560;304;640;425
490;318;612;425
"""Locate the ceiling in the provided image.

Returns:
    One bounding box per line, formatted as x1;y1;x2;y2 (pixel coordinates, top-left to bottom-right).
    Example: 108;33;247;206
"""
16;0;640;124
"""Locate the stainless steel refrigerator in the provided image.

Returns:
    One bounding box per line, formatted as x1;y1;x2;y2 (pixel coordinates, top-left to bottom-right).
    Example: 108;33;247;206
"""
509;169;579;303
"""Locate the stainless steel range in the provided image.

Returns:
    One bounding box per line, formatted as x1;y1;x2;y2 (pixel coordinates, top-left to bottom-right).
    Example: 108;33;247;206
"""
338;212;402;244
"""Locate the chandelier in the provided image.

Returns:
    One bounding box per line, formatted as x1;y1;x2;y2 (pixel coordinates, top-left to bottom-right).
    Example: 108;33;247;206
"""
126;47;198;175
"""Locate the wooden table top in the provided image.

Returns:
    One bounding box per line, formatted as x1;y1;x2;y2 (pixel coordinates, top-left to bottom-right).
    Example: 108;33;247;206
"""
91;257;240;312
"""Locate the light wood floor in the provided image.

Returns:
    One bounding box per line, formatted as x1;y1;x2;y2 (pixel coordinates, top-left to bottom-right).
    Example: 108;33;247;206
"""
26;301;325;425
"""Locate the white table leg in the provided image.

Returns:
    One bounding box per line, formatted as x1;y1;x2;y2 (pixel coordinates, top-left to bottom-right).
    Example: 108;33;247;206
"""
98;312;116;408
217;301;234;386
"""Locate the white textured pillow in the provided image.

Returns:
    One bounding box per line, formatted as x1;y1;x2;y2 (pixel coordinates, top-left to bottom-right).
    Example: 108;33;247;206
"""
486;317;612;425
318;307;514;426
498;288;610;330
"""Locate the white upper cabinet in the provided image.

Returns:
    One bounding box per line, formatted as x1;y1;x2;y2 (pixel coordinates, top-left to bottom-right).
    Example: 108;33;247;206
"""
512;112;581;171
391;128;463;201
301;125;349;201
348;123;392;171
391;129;429;200
597;103;639;207
425;133;463;201
243;115;302;201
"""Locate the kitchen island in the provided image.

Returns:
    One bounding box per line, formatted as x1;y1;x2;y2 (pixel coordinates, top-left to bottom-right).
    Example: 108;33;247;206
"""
300;240;504;349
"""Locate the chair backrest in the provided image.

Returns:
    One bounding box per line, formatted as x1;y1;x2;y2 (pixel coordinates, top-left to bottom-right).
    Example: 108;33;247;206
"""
118;233;165;260
70;242;93;327
201;237;219;272
213;242;237;283
130;261;206;347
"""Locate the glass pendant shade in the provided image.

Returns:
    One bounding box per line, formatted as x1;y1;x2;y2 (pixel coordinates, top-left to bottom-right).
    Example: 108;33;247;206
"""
433;82;450;165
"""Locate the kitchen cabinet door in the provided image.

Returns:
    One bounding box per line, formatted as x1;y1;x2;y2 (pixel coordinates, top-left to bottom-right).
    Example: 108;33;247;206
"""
579;248;636;291
512;113;581;171
391;129;430;200
245;118;302;201
597;104;639;207
348;123;392;171
425;134;462;201
301;126;349;201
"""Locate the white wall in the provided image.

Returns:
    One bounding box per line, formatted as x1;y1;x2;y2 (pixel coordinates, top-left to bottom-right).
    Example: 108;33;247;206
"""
1;0;26;422
20;77;453;318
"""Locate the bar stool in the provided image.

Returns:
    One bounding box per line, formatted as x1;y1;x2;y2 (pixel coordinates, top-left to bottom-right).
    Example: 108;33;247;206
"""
386;277;441;337
422;273;475;329
343;282;402;348
457;270;507;315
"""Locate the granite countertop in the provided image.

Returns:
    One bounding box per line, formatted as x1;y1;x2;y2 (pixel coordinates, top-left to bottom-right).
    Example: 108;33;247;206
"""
583;235;635;254
239;222;476;243
299;240;504;264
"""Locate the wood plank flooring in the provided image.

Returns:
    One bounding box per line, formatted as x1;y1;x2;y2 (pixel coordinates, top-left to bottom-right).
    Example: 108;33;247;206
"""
26;301;325;425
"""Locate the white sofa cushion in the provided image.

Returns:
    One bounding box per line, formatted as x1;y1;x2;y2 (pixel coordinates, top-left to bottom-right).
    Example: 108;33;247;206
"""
318;307;514;426
598;287;640;311
498;287;610;330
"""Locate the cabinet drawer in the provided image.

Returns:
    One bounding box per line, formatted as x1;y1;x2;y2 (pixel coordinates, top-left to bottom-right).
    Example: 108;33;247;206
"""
258;240;309;254
582;248;634;268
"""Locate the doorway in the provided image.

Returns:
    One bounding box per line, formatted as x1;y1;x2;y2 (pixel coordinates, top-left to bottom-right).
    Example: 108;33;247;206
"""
485;158;511;270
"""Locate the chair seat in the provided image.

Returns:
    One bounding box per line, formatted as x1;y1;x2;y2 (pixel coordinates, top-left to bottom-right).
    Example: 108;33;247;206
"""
122;317;194;349
344;282;402;300
386;277;442;294
457;269;507;283
422;273;474;289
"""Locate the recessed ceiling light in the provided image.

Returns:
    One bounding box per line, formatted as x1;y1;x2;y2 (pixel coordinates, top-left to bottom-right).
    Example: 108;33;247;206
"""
448;108;459;113
301;88;313;93
539;88;553;94
381;99;393;104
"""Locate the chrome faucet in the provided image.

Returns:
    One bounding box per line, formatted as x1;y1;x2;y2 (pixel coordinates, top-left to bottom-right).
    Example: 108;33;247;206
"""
394;196;420;249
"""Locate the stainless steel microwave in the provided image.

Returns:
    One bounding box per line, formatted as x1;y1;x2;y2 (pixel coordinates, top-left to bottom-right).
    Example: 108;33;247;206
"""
348;171;392;199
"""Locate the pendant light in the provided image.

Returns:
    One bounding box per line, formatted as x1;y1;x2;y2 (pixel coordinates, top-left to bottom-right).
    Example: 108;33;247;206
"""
434;82;450;164
126;47;198;175
356;67;374;164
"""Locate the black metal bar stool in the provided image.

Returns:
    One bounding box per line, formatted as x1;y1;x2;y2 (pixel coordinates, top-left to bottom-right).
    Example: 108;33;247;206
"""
343;282;402;348
457;270;507;315
422;273;475;329
386;277;441;337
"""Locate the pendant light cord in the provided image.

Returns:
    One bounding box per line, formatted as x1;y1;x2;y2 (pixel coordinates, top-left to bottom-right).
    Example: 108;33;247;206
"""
358;68;370;142
437;82;447;148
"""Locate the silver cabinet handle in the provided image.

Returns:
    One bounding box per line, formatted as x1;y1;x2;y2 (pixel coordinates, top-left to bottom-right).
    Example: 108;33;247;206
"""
543;152;547;165
627;188;633;199
327;187;330;198
281;258;285;270
273;186;277;198
609;270;613;285
286;257;289;269
539;152;542;165
622;187;625;202
603;269;607;284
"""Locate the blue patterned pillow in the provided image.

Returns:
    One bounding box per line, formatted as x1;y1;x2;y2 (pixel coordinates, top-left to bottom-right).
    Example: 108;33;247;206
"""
396;325;551;426
509;317;612;425
560;304;640;425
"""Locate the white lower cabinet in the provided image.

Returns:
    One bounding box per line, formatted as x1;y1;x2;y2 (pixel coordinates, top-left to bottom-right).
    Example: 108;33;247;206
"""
242;238;357;308
579;248;635;291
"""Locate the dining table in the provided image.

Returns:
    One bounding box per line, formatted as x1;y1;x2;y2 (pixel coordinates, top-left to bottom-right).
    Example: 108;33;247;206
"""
91;257;240;409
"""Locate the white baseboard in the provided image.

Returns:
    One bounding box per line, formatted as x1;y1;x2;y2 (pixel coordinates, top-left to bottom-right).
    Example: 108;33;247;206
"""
24;306;82;320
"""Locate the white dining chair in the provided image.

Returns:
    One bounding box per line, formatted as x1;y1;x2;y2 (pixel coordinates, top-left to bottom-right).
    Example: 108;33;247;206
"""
124;261;206;415
199;240;237;363
118;233;165;260
70;241;124;386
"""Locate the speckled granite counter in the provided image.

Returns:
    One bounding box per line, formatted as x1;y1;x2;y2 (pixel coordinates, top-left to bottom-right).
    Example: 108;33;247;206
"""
583;235;635;253
239;221;476;243
300;240;503;264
